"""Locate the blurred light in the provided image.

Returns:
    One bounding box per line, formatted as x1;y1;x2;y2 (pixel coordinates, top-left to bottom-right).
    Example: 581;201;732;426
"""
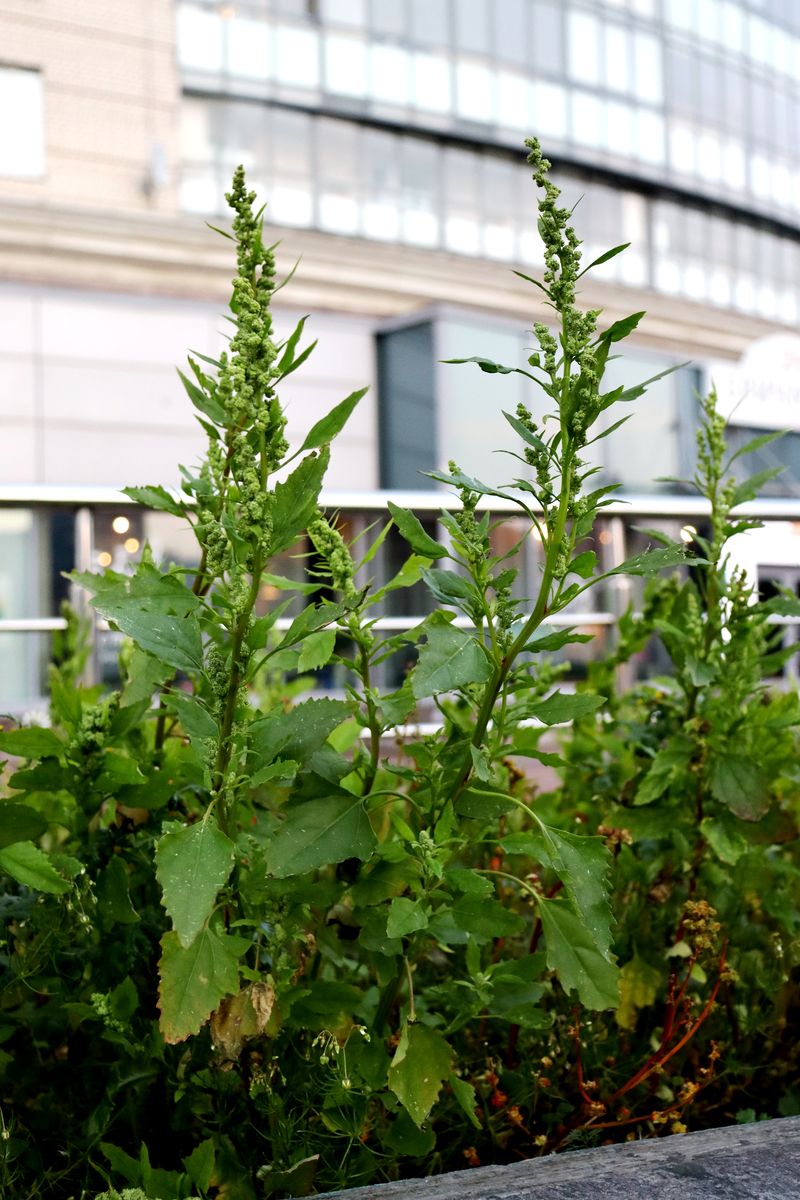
124;537;140;554
97;551;112;568
112;515;130;534
218;4;236;18
261;585;279;602
530;525;543;542
598;529;612;545
680;525;697;543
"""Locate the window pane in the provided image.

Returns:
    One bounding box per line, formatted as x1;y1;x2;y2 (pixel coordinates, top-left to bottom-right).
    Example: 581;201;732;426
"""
604;24;630;94
444;147;481;254
633;32;662;103
455;61;495;123
274;26;320;87
494;0;527;64
402;137;440;246
496;70;531;130
571;91;605;147
371;0;407;35
412;52;451;112
455;0;489;53
607;99;635;156
532;80;568;139
0;67;45;177
410;0;449;45
226;17;271;80
370;43;411;104
530;2;564;73
325;34;368;96
268;107;314;226
177;4;223;71
317;118;360;234
568;10;601;85
321;0;366;27
362;127;401;239
635;109;665;163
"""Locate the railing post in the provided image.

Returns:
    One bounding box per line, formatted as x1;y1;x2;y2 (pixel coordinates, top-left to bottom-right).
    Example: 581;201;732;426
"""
71;505;97;687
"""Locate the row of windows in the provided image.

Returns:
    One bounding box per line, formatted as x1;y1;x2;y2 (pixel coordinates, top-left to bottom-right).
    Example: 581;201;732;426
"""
178;4;800;224
180;99;800;324
664;0;800;74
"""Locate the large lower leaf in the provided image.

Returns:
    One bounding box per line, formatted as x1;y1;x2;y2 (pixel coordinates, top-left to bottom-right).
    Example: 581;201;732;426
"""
249;698;351;770
503;825;614;958
266;795;376;878
0;728;63;758
0;802;48;848
538;898;619;1010
388;1024;453;1127
158;922;245;1043
710;754;770;821
155;819;235;948
412;616;492;698
0;841;69;894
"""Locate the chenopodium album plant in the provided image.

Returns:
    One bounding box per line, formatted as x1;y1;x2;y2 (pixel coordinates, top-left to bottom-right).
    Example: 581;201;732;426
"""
550;392;800;1136
1;144;694;1196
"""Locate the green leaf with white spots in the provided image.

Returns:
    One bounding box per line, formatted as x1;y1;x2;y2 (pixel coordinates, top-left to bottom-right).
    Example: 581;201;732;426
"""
388;1024;453;1127
155;819;235;948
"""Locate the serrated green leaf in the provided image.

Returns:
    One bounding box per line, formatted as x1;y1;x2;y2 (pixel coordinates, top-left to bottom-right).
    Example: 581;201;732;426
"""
96;855;140;925
122;485;185;518
297;629;336;673
300;387;368;451
266;795;376;878
0;841;70;894
0;802;47;848
538;898;619;1010
616;956;662;1030
388;1024;453;1126
701;816;749;865
177;366;226;424
451;895;526;942
710;754;770;821
250;698;351;768
183;1138;216;1193
421;567;475;607
164;691;218;742
412;617;492;698
155;820;235;948
88;566;202;673
386;897;428;938
510;825;615;958
449;1074;481;1129
529;691;605;725
387;502;447;559
610;544;689;576
0;727;63;759
270;448;329;556
158;921;244;1043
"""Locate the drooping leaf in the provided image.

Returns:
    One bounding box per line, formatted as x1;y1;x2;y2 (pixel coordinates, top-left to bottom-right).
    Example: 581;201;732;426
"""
731;466;784;508
388;1024;453;1126
177;367;226;424
503;826;614;958
122;485;185;518
266;795;376;878
164;691;218;742
387;502;447;560
528;691;605;725
96;855;140;925
300;387;368;451
0;802;48;848
710;754;770;821
270;448;329;556
609;544;690;576
386;897;428;938
0;841;70;894
155;819;235;948
87;566;203;673
420;567;476;608
412;616;492;698
0;727;63;759
725;429;783;468
538;898;620;1010
616;956;662;1030
449;1075;481;1130
297;629;336;673
158;921;245;1044
249;698;351;769
701;816;749;865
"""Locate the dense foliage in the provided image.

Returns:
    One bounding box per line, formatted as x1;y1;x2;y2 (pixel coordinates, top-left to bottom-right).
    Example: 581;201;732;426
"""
2;144;799;1200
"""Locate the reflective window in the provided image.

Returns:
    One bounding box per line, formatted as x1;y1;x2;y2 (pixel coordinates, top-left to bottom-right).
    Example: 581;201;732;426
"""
410;0;449;45
370;43;411;105
530;2;564;74
178;4;223;70
227;16;271;80
456;61;495;123
572;91;605;147
0;67;45;178
412;52;451;112
496;71;531;130
402;136;440;246
317;117;360;233
370;0;407;36
532;81;568;139
325;33;368;96
455;0;490;55
493;0;527;64
321;0;366;27
568;10;602;85
604;24;631;94
362;127;401;239
274;25;320;87
633;32;662;104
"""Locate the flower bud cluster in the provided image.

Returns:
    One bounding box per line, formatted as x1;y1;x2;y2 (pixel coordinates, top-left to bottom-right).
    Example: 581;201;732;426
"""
682;899;721;954
449;461;489;568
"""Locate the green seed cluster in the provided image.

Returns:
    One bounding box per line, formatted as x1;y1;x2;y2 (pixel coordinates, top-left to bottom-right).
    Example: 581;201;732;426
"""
307;512;357;601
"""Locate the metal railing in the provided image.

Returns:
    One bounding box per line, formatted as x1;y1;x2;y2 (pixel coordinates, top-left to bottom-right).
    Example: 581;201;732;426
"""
2;487;799;707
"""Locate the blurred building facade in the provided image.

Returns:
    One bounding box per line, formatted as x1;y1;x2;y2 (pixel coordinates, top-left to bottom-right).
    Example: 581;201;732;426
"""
2;0;800;700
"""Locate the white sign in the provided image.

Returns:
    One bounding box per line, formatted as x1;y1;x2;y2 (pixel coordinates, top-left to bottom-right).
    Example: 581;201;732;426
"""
712;334;800;432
